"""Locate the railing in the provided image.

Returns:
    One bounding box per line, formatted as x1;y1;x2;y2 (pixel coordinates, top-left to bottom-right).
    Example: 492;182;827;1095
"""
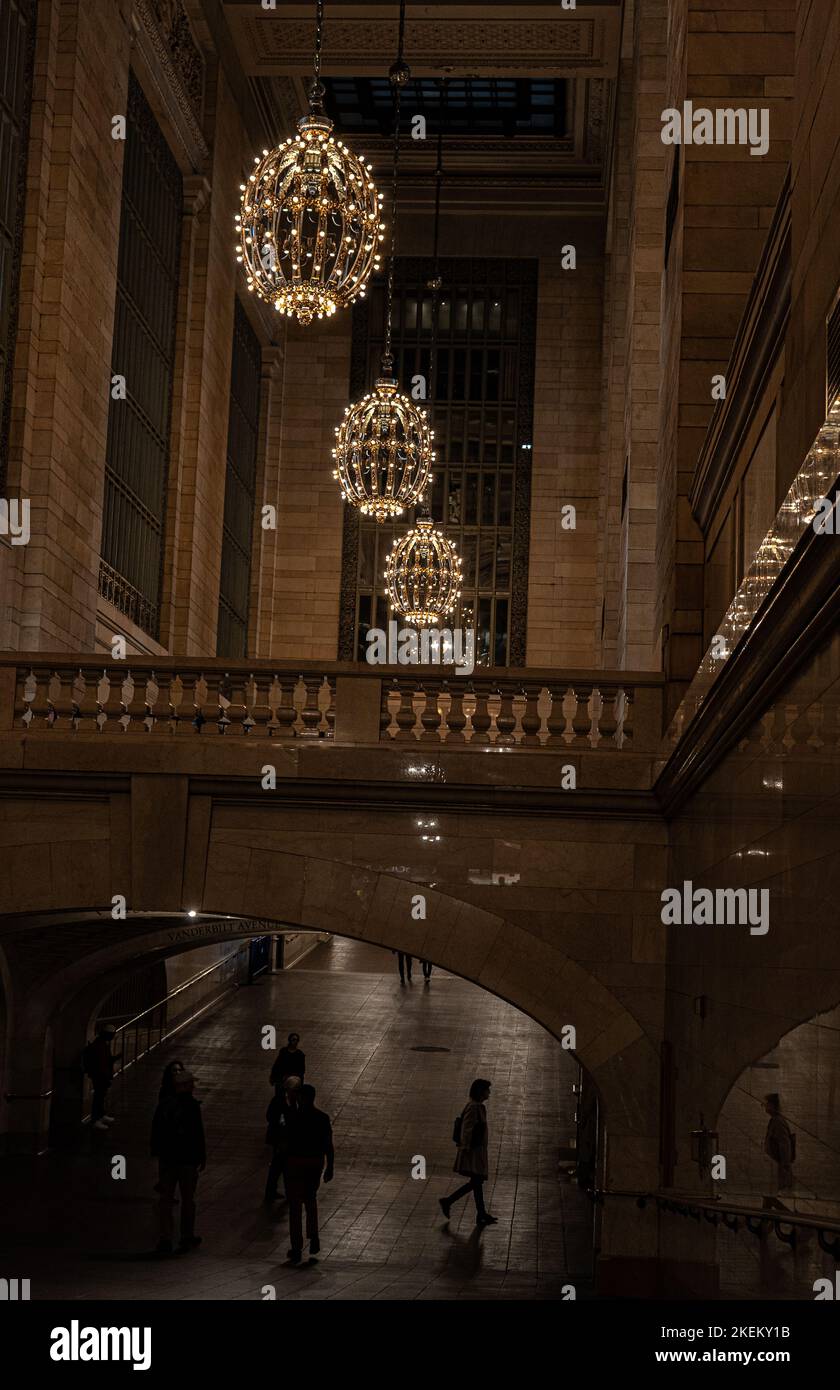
596;1189;840;1260
0;658;664;753
98;945;250;1076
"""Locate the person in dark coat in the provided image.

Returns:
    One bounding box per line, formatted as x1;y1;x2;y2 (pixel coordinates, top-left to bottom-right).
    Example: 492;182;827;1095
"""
763;1092;795;1207
264;1077;301;1203
83;1024;120;1131
269;1032;305;1094
151;1070;206;1255
284;1084;334;1263
154;1061;186;1192
439;1078;497;1227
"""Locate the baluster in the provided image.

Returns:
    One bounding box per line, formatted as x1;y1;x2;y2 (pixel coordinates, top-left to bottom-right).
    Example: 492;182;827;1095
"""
95;670;112;732
168;674;184;733
613;689;628;750
292;676;308;735
587;686;604;748
411;687;427;740
781;703;797;755
21;668;38;727
242;674;258;735
462;688;477;743
72;668;94;730
192;674;209;733
47;670;65;727
536;687;552;746
216;673;233;734
486;690;502;744
806;705;824;751
759;707;776;754
561;687;578;744
436;685;452;743
118;671;135;732
317;677;332;736
143;672;160;733
511;690;527;746
386;683;402;739
267;676;283;736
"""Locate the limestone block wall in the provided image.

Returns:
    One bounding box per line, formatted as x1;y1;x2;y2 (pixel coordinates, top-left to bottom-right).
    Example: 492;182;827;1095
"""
528;251;607;669
0;0;134;652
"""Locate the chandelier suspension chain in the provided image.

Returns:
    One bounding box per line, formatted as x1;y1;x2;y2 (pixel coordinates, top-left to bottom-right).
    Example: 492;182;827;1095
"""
313;0;325;89
426;76;447;444
383;0;408;374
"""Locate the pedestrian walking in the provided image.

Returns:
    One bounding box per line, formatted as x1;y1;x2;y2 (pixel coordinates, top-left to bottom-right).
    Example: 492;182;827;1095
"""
439;1078;497;1227
270;1032;305;1094
393;950;413;984
421;959;433;981
151;1070;206;1255
82;1023;121;1131
285;1083;334;1263
264;1077;301;1203
763;1093;795;1208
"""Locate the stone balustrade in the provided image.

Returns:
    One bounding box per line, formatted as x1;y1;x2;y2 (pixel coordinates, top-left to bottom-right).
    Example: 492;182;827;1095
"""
0;658;664;753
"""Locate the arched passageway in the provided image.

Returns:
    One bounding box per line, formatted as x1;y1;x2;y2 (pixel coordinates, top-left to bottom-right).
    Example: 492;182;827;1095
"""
0;932;595;1301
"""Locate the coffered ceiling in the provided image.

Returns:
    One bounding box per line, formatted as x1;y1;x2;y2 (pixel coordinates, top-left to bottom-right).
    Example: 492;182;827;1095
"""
216;0;624;215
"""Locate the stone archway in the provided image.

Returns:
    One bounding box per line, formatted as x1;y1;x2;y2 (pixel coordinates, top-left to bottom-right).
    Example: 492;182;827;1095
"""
1;846;660;1171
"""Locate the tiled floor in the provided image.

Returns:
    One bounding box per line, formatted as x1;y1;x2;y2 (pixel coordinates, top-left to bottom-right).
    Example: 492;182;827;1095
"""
1;940;593;1300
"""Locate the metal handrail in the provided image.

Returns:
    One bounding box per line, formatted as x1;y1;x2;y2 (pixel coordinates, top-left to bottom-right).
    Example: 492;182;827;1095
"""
98;947;245;1034
593;1187;840;1257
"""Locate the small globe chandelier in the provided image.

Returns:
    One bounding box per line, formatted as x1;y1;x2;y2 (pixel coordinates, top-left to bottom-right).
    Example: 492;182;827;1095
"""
235;0;385;325
385;513;462;625
332;1;433;520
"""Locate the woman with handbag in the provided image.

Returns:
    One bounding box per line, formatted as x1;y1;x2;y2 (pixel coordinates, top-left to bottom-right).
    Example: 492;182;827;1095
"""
439;1078;498;1227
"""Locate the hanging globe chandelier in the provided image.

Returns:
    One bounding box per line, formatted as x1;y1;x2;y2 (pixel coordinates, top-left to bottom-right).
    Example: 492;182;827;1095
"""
331;4;432;519
332;376;434;520
235;0;384;325
385;515;462;625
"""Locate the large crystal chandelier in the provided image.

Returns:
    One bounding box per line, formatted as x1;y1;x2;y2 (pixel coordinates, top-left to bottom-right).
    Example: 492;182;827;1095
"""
332;1;433;520
385;514;462;625
235;0;384;325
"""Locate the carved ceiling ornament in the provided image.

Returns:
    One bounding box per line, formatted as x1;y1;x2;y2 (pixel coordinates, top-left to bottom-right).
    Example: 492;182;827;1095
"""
146;0;205;116
242;16;596;71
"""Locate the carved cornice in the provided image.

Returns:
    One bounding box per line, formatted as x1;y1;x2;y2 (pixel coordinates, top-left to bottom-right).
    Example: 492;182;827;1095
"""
655;498;840;817
132;0;210;172
233;13;618;78
690;172;792;535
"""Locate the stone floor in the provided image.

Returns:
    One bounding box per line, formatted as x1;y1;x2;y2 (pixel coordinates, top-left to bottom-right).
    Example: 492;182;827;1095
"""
1;938;594;1300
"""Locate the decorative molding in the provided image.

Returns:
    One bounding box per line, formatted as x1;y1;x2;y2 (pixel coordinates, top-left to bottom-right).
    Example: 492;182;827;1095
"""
132;0;210;172
690;173;792;536
147;0;205;116
0;0;38;494
240;16;604;73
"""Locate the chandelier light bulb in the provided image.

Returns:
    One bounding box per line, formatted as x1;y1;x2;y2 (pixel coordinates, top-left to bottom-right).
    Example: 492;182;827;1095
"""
385;516;462;625
332;374;433;521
